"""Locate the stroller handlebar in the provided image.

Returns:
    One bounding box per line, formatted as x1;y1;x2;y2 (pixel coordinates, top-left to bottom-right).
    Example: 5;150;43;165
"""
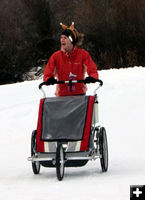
39;78;103;90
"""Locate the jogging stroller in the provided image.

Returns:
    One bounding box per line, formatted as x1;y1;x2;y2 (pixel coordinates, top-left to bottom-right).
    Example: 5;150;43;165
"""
28;78;108;180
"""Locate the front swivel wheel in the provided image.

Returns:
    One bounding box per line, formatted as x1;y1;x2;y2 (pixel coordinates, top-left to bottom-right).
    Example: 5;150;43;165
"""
56;143;65;181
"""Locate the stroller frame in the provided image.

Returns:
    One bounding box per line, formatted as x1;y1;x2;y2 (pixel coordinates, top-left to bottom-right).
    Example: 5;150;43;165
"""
28;79;108;180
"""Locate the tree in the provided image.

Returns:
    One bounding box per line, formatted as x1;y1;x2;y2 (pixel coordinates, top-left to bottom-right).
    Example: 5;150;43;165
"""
0;0;145;84
0;0;51;84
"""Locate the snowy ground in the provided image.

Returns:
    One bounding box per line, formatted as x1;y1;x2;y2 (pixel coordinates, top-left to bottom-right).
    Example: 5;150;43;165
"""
0;67;145;200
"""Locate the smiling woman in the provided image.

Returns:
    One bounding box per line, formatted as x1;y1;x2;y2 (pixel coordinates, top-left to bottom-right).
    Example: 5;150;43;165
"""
43;22;99;96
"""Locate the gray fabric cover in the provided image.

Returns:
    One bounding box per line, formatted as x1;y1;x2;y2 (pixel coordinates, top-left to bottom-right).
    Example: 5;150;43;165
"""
41;96;89;141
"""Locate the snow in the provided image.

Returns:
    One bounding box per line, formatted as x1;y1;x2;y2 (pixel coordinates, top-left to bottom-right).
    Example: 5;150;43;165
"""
0;67;145;200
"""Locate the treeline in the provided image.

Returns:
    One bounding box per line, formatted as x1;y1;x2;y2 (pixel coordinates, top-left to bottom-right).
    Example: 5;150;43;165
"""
0;0;52;84
0;0;145;84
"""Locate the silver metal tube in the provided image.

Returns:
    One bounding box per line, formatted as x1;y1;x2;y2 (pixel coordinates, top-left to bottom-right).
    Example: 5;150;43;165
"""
28;154;101;162
40;88;46;98
27;157;52;162
66;156;100;160
93;84;101;95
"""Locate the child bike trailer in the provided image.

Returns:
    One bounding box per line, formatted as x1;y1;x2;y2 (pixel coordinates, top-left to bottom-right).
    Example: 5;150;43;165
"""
28;78;108;181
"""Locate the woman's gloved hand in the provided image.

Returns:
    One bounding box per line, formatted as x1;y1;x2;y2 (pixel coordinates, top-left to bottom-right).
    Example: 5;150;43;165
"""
46;77;57;85
84;76;97;84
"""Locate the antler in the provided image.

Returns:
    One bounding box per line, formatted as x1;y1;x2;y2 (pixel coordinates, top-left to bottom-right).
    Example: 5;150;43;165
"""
69;22;74;30
60;22;68;30
60;22;75;30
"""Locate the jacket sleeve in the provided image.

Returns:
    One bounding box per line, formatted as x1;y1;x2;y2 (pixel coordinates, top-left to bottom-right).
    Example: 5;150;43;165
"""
43;53;56;82
83;51;99;79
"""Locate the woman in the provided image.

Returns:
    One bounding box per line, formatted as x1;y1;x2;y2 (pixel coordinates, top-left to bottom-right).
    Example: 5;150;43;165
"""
43;22;99;96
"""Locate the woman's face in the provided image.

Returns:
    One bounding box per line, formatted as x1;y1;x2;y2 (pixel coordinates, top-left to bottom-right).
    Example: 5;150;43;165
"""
60;35;73;52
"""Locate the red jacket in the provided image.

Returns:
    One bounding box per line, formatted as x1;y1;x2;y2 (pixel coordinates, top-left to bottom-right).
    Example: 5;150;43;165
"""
43;46;99;96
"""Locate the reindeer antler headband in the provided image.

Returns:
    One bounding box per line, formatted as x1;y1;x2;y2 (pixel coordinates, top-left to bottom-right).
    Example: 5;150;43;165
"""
60;22;78;42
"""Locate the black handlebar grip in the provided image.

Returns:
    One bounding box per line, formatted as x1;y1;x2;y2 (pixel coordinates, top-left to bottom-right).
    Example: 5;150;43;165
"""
38;78;103;89
38;82;47;89
97;79;103;86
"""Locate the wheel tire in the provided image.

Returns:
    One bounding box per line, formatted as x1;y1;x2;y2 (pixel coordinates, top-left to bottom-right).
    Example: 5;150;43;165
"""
56;143;65;181
31;130;40;174
99;127;108;172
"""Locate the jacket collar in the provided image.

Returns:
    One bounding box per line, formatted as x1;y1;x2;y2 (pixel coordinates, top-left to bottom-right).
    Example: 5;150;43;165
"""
61;46;78;57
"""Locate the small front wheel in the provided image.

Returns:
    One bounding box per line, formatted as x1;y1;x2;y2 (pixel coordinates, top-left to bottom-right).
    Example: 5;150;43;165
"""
99;127;108;172
31;130;40;174
56;143;65;181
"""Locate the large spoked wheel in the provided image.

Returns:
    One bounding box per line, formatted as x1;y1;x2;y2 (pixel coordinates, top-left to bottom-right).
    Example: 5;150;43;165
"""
99;127;108;172
31;130;40;174
56;143;65;181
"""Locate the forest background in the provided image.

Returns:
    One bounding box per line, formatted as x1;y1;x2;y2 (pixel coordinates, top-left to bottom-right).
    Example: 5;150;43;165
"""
0;0;145;84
